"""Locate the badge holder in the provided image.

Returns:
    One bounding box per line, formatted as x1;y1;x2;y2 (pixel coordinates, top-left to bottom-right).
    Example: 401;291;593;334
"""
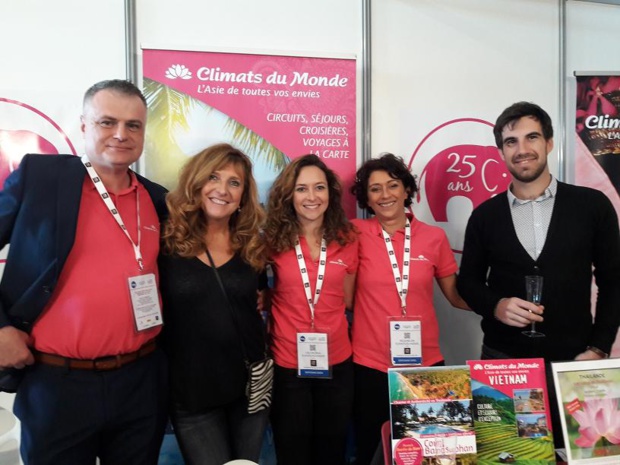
127;270;163;332
388;316;422;366
296;326;331;379
82;156;162;333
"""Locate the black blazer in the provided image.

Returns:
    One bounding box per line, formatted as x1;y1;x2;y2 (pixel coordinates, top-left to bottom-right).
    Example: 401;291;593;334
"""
0;154;168;331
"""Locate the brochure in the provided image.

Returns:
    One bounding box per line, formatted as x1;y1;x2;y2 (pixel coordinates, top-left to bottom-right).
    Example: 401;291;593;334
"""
388;365;477;464
551;358;620;464
468;358;555;464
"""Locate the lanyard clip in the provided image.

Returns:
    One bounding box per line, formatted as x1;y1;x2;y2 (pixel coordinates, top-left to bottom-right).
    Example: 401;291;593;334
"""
137;258;144;272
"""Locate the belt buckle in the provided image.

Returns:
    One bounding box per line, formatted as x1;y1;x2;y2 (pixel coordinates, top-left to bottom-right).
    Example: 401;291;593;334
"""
93;356;120;371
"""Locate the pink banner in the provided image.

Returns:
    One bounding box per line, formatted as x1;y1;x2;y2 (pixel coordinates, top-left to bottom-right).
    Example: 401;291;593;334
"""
408;118;511;254
574;75;620;358
0;97;77;189
142;48;357;216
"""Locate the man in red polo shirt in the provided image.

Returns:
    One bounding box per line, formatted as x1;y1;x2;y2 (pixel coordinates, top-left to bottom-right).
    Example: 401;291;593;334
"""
0;79;168;465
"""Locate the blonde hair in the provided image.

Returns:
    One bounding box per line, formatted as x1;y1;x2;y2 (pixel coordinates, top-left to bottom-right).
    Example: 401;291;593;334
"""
163;143;266;270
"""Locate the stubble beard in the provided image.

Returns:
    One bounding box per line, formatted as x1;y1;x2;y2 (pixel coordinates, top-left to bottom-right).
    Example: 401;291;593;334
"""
510;156;547;184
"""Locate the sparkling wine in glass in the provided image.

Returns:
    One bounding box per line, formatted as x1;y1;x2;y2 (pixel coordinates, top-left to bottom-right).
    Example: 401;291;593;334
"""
522;275;544;337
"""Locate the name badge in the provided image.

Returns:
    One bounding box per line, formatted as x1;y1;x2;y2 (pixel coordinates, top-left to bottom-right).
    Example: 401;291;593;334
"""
297;331;330;378
389;317;422;366
128;273;163;331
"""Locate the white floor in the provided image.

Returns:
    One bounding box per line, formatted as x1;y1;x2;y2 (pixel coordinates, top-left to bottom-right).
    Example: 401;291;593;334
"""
0;393;21;465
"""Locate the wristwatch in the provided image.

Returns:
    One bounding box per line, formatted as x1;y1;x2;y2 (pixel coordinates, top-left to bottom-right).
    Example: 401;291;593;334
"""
586;346;609;359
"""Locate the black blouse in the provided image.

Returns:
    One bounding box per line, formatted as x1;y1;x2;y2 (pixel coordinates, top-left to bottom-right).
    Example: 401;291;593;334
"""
159;253;267;412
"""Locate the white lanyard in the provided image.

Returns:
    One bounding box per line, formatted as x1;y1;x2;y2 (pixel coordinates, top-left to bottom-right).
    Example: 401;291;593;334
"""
81;156;144;271
381;219;411;315
294;236;327;328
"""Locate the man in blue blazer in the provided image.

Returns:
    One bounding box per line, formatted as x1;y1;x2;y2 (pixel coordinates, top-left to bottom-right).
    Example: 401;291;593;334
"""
0;80;168;465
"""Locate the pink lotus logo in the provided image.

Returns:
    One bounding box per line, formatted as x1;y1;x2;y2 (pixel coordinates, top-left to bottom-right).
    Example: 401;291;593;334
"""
165;65;192;80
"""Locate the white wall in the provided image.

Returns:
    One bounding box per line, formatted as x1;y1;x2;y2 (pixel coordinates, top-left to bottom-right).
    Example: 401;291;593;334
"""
136;0;361;54
0;0;127;153
0;1;126;90
372;0;560;158
566;1;620;72
565;0;620;184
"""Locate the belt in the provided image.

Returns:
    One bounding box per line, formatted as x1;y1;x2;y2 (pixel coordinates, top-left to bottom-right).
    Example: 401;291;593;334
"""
33;339;156;371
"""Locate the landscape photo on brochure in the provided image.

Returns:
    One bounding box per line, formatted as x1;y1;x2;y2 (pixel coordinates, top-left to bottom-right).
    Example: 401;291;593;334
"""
388;365;477;465
468;358;555;465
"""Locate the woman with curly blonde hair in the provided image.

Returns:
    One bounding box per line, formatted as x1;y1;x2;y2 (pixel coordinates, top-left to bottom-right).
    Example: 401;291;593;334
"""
159;143;269;465
265;154;358;465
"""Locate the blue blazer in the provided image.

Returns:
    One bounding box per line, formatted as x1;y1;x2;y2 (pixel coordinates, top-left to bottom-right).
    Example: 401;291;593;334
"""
0;154;168;331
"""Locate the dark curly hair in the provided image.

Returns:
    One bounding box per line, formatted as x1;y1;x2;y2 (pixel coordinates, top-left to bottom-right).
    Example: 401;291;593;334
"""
493;101;553;149
350;153;418;215
265;154;356;253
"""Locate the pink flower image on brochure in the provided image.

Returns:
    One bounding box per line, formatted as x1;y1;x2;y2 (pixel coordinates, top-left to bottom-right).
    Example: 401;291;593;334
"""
552;358;620;464
570;398;620;448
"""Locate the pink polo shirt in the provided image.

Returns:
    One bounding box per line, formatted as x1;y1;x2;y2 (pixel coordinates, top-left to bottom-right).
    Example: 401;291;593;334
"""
269;237;358;369
351;215;457;372
31;173;162;358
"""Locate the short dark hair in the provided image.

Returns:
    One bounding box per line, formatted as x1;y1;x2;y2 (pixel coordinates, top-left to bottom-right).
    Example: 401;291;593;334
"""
351;153;418;215
493;101;553;148
83;79;146;108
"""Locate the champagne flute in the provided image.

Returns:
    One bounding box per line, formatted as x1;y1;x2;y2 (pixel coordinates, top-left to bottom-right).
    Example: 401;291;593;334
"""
522;275;544;337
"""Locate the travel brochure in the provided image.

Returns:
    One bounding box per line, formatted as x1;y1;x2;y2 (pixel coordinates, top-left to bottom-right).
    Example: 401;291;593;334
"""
388;365;477;465
468;358;555;464
552;358;620;465
388;358;620;464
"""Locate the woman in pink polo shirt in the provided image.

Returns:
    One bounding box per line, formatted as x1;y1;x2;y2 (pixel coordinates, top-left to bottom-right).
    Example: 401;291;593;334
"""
350;153;470;465
264;154;358;465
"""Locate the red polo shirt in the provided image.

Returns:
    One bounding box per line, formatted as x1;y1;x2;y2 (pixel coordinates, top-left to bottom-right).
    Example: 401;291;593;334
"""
31;173;162;358
270;237;358;368
351;215;457;372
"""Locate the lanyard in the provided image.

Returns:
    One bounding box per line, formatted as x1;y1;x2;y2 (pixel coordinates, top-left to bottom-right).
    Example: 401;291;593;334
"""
381;219;411;315
81;156;144;271
294;236;327;329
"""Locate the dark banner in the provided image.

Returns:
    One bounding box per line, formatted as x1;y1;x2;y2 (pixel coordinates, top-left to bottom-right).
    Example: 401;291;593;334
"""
575;75;620;219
